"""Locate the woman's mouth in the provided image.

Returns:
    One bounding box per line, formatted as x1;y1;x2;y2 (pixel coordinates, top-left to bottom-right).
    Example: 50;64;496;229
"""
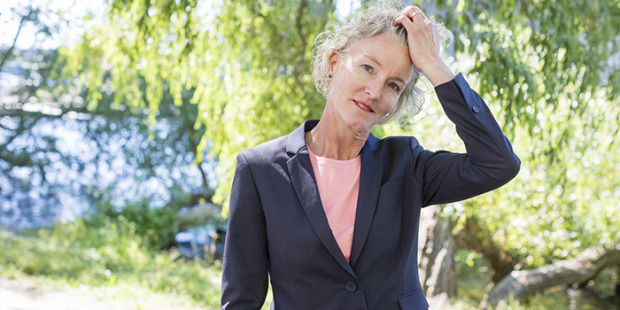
353;100;374;113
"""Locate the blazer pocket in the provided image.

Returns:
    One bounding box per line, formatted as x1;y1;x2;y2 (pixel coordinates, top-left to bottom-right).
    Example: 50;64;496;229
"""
397;288;429;310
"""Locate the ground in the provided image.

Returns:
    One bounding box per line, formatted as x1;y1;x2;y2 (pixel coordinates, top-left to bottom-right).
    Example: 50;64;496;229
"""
0;276;207;310
0;276;129;310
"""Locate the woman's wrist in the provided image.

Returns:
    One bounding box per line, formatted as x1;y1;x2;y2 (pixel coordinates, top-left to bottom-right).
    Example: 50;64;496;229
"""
417;61;456;87
419;61;455;87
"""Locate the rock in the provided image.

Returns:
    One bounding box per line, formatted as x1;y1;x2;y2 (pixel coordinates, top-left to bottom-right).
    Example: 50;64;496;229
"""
175;225;220;260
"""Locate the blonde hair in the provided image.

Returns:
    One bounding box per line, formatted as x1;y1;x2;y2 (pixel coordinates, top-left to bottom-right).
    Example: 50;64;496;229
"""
312;2;452;123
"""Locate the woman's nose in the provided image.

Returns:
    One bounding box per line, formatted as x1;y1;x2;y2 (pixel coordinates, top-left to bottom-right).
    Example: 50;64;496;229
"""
365;80;382;100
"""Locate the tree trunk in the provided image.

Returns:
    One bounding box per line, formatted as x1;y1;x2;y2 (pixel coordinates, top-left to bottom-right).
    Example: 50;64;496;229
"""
418;205;457;301
616;265;620;297
484;246;620;307
453;216;516;283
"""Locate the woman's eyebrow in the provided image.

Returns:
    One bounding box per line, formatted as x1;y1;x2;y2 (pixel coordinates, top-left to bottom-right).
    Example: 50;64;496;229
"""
363;54;382;67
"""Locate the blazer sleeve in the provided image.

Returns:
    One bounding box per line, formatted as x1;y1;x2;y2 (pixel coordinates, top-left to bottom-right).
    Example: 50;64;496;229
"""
221;153;269;309
415;73;521;206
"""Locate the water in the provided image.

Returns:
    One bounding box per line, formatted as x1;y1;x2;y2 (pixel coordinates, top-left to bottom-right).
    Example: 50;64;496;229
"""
1;110;617;308
0;113;217;230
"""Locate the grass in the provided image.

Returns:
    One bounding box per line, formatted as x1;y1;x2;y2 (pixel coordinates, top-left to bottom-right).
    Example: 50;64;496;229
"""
1;222;615;309
0;220;222;309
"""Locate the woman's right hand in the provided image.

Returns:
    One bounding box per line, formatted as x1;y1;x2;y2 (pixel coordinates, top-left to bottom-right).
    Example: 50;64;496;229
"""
393;6;455;86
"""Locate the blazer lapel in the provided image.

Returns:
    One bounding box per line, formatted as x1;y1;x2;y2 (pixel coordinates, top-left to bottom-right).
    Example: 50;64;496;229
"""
349;134;383;267
285;121;355;276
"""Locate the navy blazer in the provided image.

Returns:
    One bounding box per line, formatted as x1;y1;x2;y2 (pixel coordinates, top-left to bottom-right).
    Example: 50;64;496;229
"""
221;74;520;310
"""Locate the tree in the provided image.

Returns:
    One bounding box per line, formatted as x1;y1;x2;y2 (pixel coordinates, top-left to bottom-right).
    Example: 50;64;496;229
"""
59;0;619;302
1;3;74;228
59;0;335;213
485;245;620;307
0;3;217;247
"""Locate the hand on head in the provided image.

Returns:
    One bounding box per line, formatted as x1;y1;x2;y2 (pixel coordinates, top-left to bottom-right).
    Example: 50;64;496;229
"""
393;6;455;86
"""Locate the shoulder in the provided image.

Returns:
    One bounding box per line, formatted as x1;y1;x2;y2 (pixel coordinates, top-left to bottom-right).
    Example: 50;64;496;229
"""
239;135;289;165
373;135;432;174
237;120;314;165
370;135;422;153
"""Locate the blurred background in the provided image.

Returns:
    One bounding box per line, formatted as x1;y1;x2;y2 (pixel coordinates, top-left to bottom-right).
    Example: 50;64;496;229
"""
0;0;618;309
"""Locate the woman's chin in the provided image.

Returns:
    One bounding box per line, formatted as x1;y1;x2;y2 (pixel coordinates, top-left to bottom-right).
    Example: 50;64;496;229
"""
345;120;374;138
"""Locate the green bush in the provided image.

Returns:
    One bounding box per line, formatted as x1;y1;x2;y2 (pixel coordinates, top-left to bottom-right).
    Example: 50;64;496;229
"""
89;197;181;251
0;220;221;308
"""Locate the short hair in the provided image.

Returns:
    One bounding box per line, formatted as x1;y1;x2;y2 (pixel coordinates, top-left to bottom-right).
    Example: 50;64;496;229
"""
311;2;452;123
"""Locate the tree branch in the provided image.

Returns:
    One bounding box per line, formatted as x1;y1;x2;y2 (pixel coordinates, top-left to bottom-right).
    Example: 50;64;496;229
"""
484;245;620;307
291;0;309;90
453;216;517;283
0;8;28;71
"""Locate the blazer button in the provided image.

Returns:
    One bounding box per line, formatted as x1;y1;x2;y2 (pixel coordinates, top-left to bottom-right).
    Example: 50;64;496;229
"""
472;105;480;113
345;281;357;292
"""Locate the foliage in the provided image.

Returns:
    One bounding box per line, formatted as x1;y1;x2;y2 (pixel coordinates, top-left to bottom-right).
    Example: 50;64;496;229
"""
0;2;63;60
0;220;221;308
432;0;620;263
464;94;619;266
0;74;213;236
58;0;619;215
1;3;214;238
379;0;620;268
1;6;217;236
25;0;620;302
2;221;613;309
58;0;336;213
433;0;619;134
454;250;619;309
383;78;618;269
75;85;220;251
0;3;79;228
90;198;180;250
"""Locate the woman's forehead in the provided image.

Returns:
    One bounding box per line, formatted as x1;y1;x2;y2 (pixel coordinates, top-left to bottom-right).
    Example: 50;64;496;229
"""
345;35;413;78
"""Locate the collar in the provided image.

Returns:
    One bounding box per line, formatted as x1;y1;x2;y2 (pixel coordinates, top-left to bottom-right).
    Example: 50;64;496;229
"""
285;119;381;156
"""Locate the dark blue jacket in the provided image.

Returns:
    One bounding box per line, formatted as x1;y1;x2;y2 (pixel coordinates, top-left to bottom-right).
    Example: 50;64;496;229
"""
221;74;520;310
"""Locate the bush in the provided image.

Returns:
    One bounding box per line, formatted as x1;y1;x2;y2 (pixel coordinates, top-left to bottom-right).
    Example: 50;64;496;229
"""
0;220;221;308
88;197;180;250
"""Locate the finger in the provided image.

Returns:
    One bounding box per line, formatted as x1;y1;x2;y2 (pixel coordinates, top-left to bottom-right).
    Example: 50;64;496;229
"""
399;5;416;14
410;10;429;26
394;14;425;37
394;17;425;41
393;14;413;27
409;10;422;21
400;5;419;16
394;6;419;26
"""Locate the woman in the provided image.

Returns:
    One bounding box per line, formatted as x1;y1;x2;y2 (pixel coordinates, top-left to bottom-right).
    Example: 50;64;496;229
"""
221;4;520;310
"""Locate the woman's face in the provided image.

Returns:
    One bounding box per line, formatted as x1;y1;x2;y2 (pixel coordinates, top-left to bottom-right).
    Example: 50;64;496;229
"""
326;33;413;134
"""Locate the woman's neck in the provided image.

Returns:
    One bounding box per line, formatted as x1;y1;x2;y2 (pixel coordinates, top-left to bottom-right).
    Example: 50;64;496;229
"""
305;118;368;160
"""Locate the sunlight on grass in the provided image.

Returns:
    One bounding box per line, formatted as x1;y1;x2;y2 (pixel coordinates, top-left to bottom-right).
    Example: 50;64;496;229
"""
2;224;615;309
0;221;222;308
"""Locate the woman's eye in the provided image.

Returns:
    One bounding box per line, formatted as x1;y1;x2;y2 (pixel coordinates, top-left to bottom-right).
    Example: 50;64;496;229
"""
362;64;373;72
389;83;400;91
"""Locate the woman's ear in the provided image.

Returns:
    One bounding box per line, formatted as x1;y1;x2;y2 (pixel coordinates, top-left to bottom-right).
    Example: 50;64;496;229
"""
327;51;340;75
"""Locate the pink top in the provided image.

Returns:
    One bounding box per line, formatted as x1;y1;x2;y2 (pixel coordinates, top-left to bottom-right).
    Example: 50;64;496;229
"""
308;146;361;262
